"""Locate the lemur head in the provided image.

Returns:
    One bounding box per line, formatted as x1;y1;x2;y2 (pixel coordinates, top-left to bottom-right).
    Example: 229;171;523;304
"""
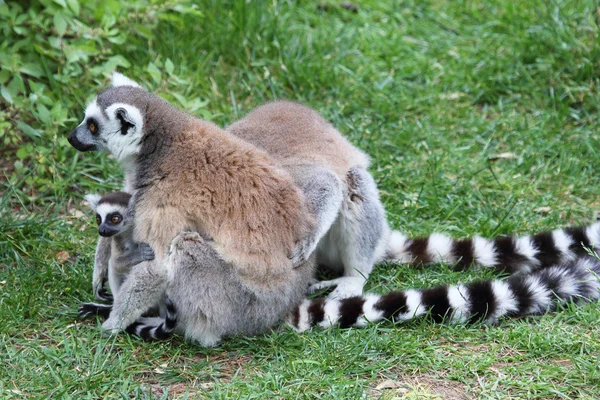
85;191;132;238
67;73;189;163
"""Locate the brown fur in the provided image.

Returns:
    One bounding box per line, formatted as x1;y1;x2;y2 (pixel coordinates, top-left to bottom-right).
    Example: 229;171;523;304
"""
227;101;370;179
134;118;314;287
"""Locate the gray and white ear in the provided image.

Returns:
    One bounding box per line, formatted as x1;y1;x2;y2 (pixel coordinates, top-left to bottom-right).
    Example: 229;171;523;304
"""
84;193;102;211
112;72;141;88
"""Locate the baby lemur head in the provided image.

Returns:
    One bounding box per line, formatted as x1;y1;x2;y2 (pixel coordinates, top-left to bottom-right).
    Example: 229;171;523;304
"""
85;191;132;238
67;72;191;163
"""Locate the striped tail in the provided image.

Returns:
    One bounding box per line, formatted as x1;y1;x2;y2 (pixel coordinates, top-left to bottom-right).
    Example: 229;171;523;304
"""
385;223;600;273
289;256;600;332
126;297;178;340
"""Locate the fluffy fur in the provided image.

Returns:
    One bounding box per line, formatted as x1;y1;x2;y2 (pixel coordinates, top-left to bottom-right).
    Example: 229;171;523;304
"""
385;223;600;273
68;77;316;341
289;256;600;331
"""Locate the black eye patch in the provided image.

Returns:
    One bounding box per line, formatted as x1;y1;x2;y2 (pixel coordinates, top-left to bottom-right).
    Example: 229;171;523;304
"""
87;118;99;135
115;108;135;135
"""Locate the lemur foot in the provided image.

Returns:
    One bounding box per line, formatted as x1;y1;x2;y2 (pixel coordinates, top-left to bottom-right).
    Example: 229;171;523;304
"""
308;277;365;299
289;236;318;266
96;287;113;303
79;302;113;320
138;242;155;261
94;276;112;302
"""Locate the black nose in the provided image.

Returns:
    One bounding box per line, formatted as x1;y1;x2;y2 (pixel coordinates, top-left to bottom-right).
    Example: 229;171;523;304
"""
99;226;118;237
67;127;97;151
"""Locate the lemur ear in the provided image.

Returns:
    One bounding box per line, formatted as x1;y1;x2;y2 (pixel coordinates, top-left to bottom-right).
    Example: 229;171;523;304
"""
84;193;102;211
111;72;141;88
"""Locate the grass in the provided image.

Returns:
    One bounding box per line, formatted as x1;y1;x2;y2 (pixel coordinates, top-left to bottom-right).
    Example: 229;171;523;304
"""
1;0;600;398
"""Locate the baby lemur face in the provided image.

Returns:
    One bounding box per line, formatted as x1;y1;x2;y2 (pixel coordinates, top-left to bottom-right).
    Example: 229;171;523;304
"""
85;191;132;237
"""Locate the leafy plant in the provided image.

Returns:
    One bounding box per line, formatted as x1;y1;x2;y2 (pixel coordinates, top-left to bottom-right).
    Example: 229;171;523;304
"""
0;0;201;206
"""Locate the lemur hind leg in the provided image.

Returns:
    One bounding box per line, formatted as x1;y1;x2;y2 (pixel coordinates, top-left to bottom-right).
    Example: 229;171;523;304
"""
101;259;168;333
310;167;387;299
287;165;344;265
92;236;112;302
166;232;314;347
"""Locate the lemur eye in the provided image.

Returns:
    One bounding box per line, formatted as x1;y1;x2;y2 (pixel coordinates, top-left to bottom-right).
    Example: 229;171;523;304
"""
111;215;122;224
96;215;101;225
89;122;96;133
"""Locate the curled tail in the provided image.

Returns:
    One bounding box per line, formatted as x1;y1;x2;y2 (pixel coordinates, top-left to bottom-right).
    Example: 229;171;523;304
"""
126;297;178;340
385;223;600;273
289;257;600;332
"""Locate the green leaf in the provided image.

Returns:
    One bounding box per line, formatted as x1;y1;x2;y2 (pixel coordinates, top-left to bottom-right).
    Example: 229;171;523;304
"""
146;62;162;85
37;104;51;124
1;86;12;104
16;147;29;160
16;121;42;139
19;63;44;78
53;12;67;36
53;0;67;7
165;58;174;76
66;0;79;15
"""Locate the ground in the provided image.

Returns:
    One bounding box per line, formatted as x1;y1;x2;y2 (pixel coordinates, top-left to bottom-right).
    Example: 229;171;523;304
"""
1;0;599;398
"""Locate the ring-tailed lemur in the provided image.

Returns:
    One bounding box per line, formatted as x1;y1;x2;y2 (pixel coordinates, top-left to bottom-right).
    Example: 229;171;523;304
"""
289;256;600;332
69;74;600;345
77;191;177;340
68;74;317;341
78;192;155;319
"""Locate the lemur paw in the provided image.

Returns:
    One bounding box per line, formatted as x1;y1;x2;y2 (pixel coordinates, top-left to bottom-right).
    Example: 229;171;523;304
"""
289;237;317;266
79;302;112;320
138;243;155;261
93;276;111;302
308;277;365;299
96;288;113;303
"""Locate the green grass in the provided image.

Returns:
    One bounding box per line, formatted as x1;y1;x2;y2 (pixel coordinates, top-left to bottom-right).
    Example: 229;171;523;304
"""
2;0;600;398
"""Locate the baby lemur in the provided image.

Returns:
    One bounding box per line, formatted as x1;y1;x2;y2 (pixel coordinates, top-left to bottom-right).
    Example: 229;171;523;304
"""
79;191;178;340
78;191;155;320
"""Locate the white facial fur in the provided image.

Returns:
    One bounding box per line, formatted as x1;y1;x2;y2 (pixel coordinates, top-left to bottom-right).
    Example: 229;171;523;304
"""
95;203;128;224
80;100;145;163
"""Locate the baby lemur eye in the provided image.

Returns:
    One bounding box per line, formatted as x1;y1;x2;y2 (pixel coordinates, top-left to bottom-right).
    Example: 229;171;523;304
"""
111;215;122;224
95;215;101;225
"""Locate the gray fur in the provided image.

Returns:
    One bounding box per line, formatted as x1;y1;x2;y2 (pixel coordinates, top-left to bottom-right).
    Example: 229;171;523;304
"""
164;232;314;346
288;165;343;265
92;236;112;301
80;193;155;320
309;167;387;298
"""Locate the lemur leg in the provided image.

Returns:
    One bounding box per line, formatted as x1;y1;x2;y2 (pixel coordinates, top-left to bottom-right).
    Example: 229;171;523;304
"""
101;259;168;333
288;165;344;265
111;242;155;273
310;167;387;299
79;302;112;320
92;236;112;302
166;232;314;347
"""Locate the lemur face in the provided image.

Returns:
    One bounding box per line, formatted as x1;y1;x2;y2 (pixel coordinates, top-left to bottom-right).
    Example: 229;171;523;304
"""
85;191;132;238
68;73;146;162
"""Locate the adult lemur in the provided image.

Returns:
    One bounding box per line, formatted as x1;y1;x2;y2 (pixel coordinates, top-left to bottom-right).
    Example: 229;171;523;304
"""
70;74;600;345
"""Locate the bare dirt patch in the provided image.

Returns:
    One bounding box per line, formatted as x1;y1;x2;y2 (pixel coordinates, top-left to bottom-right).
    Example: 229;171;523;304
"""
370;373;470;400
